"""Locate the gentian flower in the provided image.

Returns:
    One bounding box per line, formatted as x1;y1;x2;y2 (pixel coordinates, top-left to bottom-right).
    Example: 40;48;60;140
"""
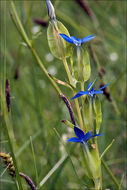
67;126;103;144
46;0;56;21
71;82;110;100
59;34;95;47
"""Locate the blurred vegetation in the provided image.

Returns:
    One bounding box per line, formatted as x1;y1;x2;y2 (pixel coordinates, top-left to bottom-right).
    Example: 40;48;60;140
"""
0;0;126;189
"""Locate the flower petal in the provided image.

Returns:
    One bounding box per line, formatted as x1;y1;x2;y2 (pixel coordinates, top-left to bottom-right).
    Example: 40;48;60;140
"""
74;126;85;139
59;33;74;43
71;91;89;100
67;137;81;143
83;131;93;142
70;36;81;46
70;36;78;41
93;90;103;95
92;133;104;138
99;83;111;90
81;35;96;44
87;82;93;90
84;133;104;142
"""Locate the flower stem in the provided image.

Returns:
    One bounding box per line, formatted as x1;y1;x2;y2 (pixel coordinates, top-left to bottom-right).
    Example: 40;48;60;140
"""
31;47;61;95
77;46;81;81
89;97;93;131
1;91;23;190
24;0;33;46
62;58;84;130
95;138;102;190
81;78;85;104
62;58;74;86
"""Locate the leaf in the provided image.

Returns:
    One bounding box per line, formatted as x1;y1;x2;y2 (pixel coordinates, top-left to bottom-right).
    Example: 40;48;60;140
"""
81;47;91;82
61;120;74;128
47;21;73;59
100;139;115;159
93;96;102;134
48;73;74;90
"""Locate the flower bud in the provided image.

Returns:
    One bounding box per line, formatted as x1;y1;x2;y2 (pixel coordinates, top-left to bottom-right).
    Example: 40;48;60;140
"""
46;0;56;22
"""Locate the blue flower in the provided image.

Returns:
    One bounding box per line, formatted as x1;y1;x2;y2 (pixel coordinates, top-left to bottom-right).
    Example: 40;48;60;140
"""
71;82;110;100
59;34;95;46
67;126;103;144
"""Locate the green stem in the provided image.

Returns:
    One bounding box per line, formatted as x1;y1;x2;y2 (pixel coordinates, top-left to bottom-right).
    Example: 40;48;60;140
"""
89;97;93;131
77;47;86;130
31;47;61;95
74;98;84;130
10;0;31;47
24;0;33;46
62;58;84;131
30;136;39;189
2;2;23;189
62;58;74;86
77;46;81;81
93;178;100;190
95;138;102;190
102;159;120;189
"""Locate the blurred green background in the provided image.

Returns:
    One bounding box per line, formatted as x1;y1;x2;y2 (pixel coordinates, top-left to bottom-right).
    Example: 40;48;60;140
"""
0;0;126;189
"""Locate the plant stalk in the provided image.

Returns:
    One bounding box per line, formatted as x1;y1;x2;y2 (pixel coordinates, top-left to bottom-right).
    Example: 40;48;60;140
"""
102;159;120;189
62;58;84;130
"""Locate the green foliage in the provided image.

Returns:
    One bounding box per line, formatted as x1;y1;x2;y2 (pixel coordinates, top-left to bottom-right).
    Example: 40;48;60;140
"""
61;120;74;128
72;47;91;82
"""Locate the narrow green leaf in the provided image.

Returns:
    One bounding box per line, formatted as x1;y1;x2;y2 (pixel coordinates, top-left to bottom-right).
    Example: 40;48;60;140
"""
47;20;73;59
100;139;115;159
102;159;120;189
39;154;68;187
93;96;102;134
48;73;74;90
30;136;39;188
119;173;125;190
